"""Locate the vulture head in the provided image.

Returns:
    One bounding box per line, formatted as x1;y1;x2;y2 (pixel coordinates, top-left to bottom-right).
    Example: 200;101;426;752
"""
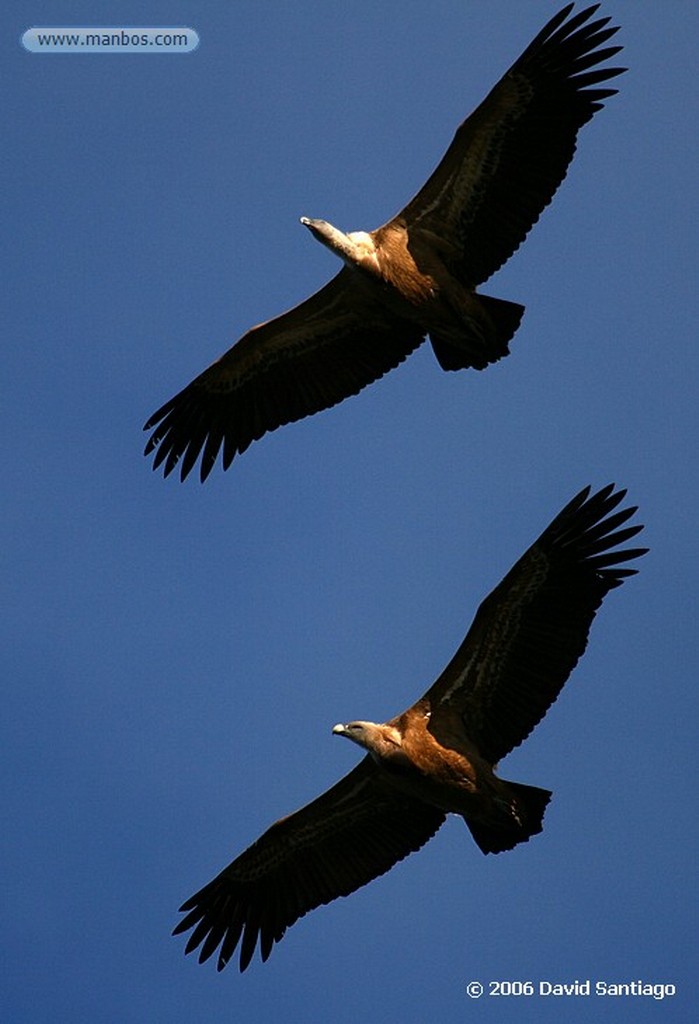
300;217;380;272
333;720;403;758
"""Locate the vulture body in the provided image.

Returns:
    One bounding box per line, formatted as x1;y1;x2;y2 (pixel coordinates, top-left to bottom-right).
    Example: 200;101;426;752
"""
145;4;625;481
174;484;646;970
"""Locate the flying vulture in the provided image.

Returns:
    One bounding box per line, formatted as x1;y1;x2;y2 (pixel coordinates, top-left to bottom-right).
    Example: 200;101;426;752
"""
174;484;646;970
145;4;625;481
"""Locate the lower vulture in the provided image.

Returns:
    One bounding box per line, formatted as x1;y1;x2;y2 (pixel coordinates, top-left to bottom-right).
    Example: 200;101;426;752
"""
174;484;646;970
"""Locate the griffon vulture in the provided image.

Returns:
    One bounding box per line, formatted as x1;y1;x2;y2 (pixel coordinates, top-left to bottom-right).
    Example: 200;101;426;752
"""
174;484;646;970
145;4;625;481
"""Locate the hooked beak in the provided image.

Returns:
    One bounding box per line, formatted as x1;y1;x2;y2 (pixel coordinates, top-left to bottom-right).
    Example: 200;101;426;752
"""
300;216;329;237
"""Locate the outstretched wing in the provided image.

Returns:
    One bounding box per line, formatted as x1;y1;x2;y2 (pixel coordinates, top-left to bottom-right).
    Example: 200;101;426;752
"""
399;4;625;287
144;270;425;481
173;758;444;971
425;484;647;764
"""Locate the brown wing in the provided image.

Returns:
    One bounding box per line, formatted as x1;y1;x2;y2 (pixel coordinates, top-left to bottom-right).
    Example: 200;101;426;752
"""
425;484;647;764
173;757;444;971
144;270;425;481
398;4;625;287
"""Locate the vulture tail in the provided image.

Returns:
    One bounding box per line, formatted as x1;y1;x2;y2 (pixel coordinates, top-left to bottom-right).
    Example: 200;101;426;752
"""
429;293;524;371
465;782;552;855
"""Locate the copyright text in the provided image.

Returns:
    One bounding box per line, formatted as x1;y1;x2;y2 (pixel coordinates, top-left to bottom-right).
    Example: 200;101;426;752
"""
465;978;676;1000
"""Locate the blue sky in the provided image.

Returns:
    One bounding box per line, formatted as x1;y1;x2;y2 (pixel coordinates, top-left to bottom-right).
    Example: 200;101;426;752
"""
3;1;697;1021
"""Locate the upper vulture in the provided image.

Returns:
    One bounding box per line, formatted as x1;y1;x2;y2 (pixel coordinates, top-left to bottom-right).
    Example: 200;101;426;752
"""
174;484;646;970
144;4;625;481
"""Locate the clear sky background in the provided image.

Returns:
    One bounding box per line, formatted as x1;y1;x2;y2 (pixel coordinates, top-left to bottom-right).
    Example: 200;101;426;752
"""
3;2;697;1021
